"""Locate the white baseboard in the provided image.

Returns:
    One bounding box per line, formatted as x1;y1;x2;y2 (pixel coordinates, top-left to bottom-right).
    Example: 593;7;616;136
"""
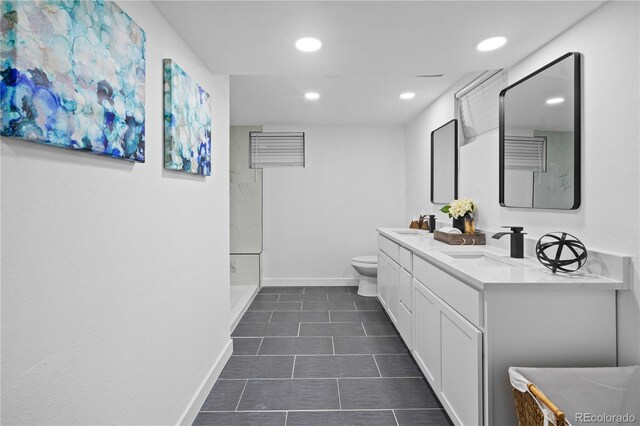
262;278;358;287
177;339;233;426
230;285;260;332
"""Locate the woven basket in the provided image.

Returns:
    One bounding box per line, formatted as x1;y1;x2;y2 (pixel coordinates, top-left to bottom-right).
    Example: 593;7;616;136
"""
513;388;567;426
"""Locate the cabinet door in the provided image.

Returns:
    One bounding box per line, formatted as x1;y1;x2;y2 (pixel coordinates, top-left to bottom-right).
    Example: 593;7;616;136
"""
387;259;399;325
399;268;413;312
439;303;483;426
397;300;412;350
412;279;441;390
377;252;388;308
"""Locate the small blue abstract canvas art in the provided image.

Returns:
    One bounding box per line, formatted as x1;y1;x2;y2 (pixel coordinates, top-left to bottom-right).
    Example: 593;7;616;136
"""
0;0;146;162
163;59;211;176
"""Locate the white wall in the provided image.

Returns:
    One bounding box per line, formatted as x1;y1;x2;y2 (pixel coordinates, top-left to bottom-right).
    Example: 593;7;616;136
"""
405;1;640;364
0;2;231;425
263;125;405;286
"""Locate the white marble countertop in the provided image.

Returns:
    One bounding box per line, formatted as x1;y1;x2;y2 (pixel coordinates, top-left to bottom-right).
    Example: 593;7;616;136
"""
377;227;628;291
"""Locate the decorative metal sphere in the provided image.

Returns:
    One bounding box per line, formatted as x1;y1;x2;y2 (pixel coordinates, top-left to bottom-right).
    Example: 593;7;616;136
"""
535;232;587;273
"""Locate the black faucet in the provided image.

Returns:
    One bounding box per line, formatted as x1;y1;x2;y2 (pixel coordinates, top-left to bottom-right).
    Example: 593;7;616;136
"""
428;215;436;233
492;226;526;258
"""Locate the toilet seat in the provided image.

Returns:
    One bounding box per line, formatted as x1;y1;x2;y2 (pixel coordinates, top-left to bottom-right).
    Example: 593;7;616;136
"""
352;255;377;264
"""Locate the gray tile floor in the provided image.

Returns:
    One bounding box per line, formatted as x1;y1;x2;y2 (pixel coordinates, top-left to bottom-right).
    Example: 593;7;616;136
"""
193;286;452;426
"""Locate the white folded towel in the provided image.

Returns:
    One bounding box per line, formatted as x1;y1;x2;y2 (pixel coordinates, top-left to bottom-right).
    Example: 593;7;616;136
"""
439;226;462;234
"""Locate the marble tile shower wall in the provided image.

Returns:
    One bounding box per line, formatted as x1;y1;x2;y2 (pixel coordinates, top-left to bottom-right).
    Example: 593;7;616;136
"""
192;286;452;426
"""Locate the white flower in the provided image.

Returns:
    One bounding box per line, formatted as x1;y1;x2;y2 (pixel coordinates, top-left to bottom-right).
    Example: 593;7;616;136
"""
448;198;477;218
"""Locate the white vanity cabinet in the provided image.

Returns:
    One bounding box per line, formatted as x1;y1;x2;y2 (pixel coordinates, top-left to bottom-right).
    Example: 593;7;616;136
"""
376;228;622;426
378;235;413;338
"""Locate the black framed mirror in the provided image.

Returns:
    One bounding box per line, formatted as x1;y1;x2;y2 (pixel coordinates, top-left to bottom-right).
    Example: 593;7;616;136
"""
499;52;581;209
431;119;458;203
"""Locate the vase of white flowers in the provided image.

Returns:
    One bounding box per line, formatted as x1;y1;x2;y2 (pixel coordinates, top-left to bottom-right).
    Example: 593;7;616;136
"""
440;198;476;234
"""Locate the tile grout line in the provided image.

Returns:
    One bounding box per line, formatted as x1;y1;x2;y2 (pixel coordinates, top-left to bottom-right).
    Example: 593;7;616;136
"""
297;322;301;337
392;409;400;426
331;336;336;355
292;355;297;379
200;408;444;413
234;379;249;411
216;376;423;380
218;354;415;359
285;411;289;425
372;354;383;378
336;378;342;410
232;348;408;355
361;322;368;336
255;337;264;355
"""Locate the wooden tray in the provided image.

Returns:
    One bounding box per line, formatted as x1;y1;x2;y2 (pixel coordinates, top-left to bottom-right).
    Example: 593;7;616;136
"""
434;230;486;245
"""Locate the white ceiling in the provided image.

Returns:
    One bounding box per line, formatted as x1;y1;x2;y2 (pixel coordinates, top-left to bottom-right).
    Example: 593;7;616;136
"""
153;1;604;125
230;73;476;125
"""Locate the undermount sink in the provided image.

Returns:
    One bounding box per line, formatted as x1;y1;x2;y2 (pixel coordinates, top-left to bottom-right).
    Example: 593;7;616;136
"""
392;229;423;234
441;251;516;267
391;229;433;238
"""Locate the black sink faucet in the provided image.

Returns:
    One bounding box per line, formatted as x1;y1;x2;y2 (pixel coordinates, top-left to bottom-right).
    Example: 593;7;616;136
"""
492;226;526;258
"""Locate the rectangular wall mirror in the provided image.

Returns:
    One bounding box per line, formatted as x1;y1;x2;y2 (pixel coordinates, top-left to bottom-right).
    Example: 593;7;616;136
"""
431;119;458;203
499;52;581;209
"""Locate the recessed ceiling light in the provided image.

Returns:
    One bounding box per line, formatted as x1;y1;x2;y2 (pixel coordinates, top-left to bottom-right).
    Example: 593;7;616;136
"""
476;36;507;52
546;97;565;105
295;37;322;52
305;92;320;100
400;92;416;100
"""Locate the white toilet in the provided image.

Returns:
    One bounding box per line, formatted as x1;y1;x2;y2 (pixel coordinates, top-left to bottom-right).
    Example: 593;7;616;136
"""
351;255;378;297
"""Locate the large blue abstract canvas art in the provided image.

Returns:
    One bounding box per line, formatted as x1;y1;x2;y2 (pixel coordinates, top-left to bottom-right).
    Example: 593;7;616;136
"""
163;59;211;176
0;0;146;162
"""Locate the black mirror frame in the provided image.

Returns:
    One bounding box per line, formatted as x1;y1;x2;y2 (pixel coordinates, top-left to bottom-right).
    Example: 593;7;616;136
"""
430;119;459;203
499;52;581;210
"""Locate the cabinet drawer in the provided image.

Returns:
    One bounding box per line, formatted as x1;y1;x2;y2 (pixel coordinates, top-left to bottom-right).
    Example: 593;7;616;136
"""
399;246;412;271
378;234;399;263
413;255;482;327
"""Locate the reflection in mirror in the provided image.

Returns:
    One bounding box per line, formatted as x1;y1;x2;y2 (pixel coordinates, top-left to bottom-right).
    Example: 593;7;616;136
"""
499;52;581;209
431;119;458;203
